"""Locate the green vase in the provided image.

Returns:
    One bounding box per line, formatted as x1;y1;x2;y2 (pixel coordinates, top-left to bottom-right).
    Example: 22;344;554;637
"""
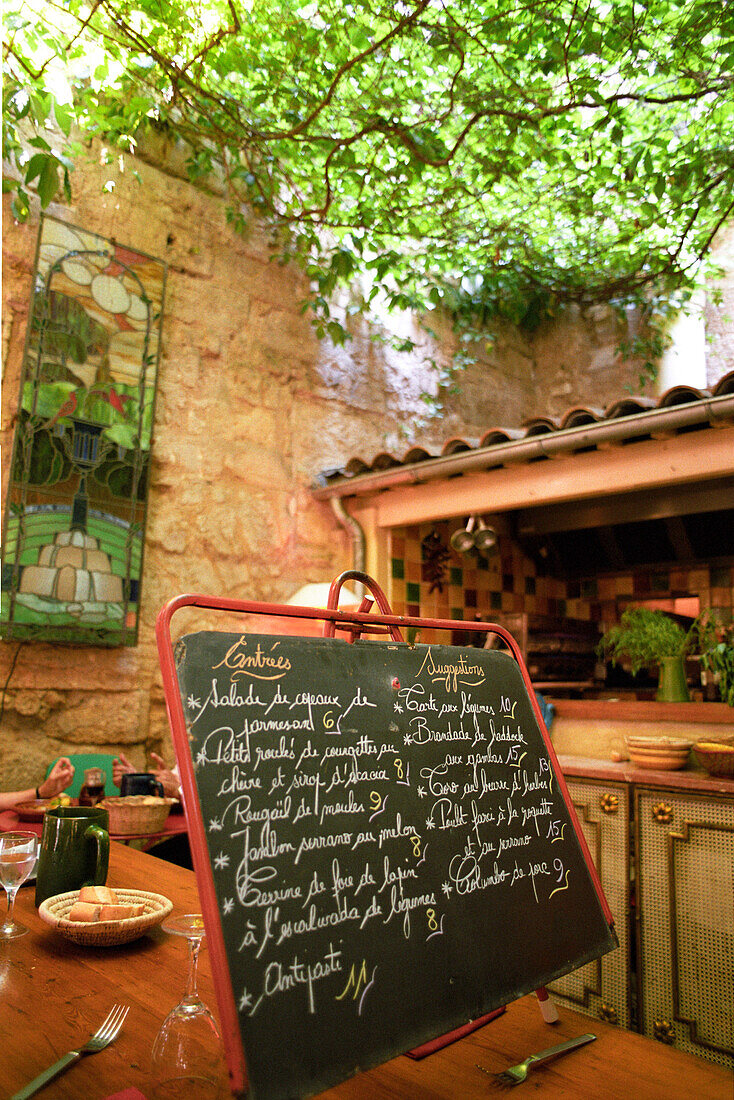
656;656;690;702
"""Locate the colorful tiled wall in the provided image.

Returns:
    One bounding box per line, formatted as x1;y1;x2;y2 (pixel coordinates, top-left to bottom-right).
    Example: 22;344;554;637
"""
387;522;733;642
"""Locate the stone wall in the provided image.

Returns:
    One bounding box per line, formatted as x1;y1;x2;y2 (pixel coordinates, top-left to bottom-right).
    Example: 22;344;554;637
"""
0;145;729;791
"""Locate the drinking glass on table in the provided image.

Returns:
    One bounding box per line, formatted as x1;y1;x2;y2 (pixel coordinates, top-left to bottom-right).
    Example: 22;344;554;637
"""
0;831;38;940
151;913;225;1098
78;767;106;806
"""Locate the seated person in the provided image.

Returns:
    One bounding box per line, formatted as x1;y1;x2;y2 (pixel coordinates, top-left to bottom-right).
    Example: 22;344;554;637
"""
112;751;181;798
112;751;190;869
0;757;75;812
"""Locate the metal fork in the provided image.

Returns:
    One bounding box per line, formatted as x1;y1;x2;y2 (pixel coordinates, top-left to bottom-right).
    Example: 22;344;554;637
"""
11;1003;129;1100
477;1032;596;1086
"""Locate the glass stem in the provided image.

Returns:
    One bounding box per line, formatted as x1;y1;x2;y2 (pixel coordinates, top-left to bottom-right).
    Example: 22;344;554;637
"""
2;888;18;931
183;935;202;1004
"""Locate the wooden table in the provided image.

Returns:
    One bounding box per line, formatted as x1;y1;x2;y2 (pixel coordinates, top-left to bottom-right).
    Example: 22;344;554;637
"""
2;844;731;1100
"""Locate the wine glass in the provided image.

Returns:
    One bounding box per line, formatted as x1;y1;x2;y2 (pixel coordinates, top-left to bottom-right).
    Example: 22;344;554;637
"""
151;913;225;1099
0;831;38;940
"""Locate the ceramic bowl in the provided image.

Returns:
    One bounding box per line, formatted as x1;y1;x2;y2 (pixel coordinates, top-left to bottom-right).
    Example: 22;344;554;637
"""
692;739;734;777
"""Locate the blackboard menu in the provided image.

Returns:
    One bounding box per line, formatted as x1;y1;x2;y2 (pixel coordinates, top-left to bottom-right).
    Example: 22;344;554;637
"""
172;631;617;1100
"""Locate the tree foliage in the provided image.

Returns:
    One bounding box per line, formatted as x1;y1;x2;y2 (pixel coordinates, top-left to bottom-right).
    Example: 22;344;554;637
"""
4;0;734;350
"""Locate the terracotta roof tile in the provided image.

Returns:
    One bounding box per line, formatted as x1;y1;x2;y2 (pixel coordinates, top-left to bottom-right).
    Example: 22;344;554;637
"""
478;427;526;447
559;406;606;429
604;395;657;417
314;370;734;490
657;383;710;407
441;436;478;455
522;418;559;435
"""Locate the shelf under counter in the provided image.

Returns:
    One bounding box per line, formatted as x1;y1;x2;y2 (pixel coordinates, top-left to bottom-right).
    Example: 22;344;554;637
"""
555;753;734;794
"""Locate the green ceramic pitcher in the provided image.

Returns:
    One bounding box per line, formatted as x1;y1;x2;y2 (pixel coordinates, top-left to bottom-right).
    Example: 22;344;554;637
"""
35;805;110;907
656;655;691;703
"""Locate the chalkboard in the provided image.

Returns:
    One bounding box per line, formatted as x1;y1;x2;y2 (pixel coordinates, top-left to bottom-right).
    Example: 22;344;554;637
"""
167;627;617;1100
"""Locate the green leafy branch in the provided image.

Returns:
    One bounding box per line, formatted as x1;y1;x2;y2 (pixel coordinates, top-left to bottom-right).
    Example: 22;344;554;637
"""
4;0;733;393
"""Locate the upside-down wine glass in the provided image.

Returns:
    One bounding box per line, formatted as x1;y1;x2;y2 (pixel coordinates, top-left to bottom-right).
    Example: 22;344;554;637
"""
0;831;38;940
151;913;225;1099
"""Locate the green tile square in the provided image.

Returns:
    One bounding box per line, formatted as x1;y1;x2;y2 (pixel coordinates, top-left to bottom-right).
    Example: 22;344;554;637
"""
651;571;669;592
450;607;464;620
450;567;463;586
391;558;405;580
580;578;597;599
711;566;730;587
490;591;502;610
406;581;421;602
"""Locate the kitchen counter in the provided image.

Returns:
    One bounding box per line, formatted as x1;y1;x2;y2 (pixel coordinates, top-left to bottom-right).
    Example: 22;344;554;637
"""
546;698;733;763
555;753;734;794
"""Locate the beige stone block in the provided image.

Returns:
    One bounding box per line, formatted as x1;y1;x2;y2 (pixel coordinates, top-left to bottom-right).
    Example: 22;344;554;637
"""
47;691;145;744
247;300;317;362
7;690;51;717
145;510;192;555
0;648;141;692
0;730;72;792
221;446;291;493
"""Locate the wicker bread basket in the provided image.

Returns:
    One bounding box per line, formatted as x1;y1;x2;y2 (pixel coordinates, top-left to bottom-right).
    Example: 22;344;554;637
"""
38;888;173;946
100;795;175;836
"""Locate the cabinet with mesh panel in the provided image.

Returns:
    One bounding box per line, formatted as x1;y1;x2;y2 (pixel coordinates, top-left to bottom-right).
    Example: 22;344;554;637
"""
636;787;734;1070
546;778;631;1028
550;776;734;1071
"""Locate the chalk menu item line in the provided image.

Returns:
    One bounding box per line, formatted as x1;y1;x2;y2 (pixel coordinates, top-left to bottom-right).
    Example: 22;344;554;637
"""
157;591;617;1100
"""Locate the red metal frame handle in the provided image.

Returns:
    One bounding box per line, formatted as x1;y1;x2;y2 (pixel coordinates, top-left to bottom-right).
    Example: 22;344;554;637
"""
324;570;404;641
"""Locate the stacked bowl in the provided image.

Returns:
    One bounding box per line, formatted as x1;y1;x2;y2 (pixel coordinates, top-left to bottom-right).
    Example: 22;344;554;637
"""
624;735;693;770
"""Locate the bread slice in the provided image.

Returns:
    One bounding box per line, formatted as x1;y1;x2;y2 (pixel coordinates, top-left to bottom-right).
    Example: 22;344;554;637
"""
68;901;103;922
98;903;146;920
78;885;118;904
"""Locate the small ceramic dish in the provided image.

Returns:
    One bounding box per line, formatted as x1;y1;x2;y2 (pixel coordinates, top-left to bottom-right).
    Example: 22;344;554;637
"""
38;888;173;946
13;798;77;822
13;799;53;822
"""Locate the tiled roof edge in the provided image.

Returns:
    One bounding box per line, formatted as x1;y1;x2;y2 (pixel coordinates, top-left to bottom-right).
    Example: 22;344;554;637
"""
312;371;734;493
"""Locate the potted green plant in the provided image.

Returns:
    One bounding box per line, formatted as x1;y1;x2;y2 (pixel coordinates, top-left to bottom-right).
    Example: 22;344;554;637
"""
597;607;693;702
691;613;734;707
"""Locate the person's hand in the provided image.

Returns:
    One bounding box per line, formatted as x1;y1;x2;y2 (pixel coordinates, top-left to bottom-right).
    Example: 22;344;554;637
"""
149;751;181;799
112;752;136;788
39;757;75;798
